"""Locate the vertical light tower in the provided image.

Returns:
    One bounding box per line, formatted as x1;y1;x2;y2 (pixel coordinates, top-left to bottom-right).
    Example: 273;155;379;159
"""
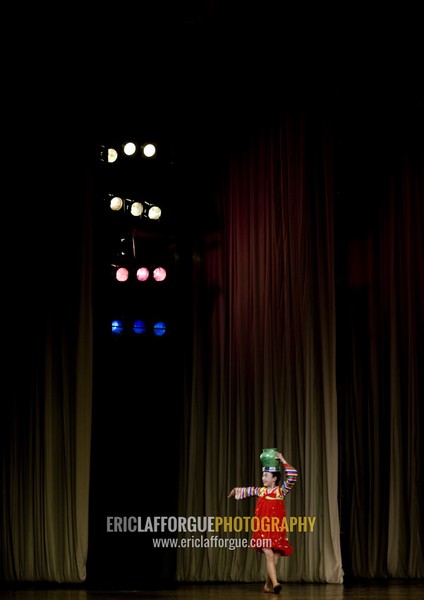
96;136;177;341
91;132;181;587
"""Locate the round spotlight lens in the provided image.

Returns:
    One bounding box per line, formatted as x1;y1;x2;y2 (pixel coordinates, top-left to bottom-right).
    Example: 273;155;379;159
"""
153;321;167;336
148;205;161;220
116;267;129;282
143;143;156;157
110;196;123;211
133;319;146;335
131;202;143;217
111;319;124;334
108;148;118;163
123;142;137;156
136;267;150;282
153;267;167;282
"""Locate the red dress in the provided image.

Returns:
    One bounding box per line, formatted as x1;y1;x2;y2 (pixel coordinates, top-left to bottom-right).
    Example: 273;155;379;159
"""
231;461;298;555
250;486;293;556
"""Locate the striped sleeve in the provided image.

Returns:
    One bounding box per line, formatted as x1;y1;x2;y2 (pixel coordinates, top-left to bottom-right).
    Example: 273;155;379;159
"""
233;486;259;499
281;462;298;497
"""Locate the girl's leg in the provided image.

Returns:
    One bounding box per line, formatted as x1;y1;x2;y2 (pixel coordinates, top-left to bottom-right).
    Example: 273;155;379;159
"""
273;553;282;593
263;548;281;592
274;553;281;586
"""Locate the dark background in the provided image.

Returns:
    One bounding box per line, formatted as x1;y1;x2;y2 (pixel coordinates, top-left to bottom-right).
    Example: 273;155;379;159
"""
4;1;423;588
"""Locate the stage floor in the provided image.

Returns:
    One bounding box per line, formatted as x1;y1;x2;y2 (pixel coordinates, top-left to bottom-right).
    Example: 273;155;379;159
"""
0;581;423;600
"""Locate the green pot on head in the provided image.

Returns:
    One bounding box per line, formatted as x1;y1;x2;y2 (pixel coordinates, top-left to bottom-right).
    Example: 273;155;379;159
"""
260;448;280;470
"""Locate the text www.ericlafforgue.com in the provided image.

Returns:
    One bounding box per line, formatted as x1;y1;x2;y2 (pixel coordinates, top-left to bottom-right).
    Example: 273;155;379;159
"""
151;536;271;550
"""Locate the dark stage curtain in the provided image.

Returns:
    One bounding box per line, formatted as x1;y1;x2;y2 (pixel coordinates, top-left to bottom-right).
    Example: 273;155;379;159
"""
0;151;94;583
0;91;423;584
337;101;424;578
176;106;344;583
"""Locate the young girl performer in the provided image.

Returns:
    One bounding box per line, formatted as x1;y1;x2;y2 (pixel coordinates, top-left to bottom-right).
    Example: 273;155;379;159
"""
228;451;298;594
